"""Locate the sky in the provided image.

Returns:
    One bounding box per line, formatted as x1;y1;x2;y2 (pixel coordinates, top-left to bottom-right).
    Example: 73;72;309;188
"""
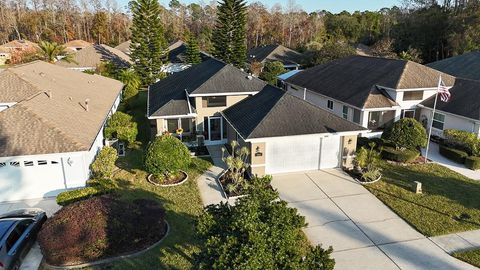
119;0;401;13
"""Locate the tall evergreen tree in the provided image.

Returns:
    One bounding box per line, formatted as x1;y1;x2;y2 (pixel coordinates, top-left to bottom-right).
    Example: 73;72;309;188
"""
129;0;166;85
212;0;247;67
186;35;202;64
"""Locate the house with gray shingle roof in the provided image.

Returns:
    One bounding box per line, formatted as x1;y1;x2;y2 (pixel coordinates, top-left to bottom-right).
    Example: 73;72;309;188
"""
55;44;131;71
148;58;266;144
0;61;123;202
427;51;480;81
247;44;304;70
284;55;456;136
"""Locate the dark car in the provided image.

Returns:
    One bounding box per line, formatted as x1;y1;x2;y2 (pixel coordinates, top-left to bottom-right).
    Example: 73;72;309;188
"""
0;209;47;270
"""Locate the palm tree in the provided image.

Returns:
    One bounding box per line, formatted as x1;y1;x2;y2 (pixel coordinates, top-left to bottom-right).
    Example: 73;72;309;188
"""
38;41;76;63
118;69;141;101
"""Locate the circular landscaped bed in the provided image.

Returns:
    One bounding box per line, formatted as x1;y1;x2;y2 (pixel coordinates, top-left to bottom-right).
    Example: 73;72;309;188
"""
38;195;167;267
147;171;189;186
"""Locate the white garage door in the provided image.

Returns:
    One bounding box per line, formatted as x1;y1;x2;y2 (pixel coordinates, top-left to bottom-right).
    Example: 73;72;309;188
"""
0;158;66;202
265;135;341;174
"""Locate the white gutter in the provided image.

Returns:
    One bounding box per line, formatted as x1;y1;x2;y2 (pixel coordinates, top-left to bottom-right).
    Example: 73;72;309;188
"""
189;91;259;97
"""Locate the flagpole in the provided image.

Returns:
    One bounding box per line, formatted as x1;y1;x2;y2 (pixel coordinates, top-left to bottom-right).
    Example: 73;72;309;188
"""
425;76;442;164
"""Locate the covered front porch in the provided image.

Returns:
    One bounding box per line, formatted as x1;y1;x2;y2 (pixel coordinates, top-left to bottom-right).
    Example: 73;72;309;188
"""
364;109;399;131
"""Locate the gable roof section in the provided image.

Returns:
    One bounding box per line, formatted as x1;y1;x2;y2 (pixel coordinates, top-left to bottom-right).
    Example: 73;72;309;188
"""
222;86;366;140
421;78;480;121
56;44;132;68
148;58;267;117
0;70;40;102
247;44;304;66
115;40;131;55
64;40;91;48
0;61;123;157
0;40;38;50
427;51;480;81
286;55;455;109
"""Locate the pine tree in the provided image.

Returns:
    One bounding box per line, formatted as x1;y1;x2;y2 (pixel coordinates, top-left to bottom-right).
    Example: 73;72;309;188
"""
212;0;247;67
186;35;202;64
129;0;166;85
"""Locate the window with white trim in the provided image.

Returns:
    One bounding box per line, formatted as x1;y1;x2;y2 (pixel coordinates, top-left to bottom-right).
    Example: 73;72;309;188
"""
432;113;445;130
10;161;19;167
24;161;34;167
0;162;5;168
342;106;349;119
38;160;48;165
327;100;334;110
202;96;227;107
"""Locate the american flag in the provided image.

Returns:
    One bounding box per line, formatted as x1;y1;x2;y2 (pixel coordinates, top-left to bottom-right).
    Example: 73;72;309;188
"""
438;77;452;102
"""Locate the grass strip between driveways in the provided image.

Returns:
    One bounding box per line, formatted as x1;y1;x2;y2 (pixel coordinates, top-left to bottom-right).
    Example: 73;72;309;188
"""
453;249;480;268
365;161;480;237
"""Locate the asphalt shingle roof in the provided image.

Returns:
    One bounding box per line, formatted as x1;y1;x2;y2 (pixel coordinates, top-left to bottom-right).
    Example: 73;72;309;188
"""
148;58;267;117
427;51;480;81
56;44;131;69
286;55;455;109
222;85;366;140
421;78;480;121
247;44;304;65
0;61;123;157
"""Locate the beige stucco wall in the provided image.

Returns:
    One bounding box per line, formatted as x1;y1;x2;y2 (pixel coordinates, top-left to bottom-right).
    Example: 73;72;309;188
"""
194;95;249;132
250;142;266;176
341;135;358;169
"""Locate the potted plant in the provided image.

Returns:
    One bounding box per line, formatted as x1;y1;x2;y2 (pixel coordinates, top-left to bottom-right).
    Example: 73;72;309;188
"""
218;141;251;198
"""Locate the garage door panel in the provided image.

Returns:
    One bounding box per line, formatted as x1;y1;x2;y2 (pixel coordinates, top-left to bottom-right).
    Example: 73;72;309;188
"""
320;136;341;169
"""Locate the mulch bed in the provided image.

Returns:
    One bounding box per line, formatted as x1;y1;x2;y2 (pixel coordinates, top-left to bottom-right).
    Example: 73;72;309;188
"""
149;171;188;186
219;174;247;198
38;195;166;266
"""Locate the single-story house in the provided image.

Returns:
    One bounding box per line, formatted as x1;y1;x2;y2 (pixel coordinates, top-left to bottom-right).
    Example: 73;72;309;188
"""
427;51;480;81
56;44;132;71
147;58;267;144
115;40;131;55
247;44;304;70
64;39;92;52
162;40;211;74
284;55;456;136
222;85;367;175
0;61;123;202
0;47;10;65
0;39;39;65
418;78;480;137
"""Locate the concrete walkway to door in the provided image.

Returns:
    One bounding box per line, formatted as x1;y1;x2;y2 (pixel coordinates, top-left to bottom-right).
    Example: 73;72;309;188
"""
271;170;477;270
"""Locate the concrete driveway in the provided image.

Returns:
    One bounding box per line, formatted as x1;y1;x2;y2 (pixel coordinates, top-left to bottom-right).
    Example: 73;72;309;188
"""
422;142;480;180
0;198;61;270
272;170;477;270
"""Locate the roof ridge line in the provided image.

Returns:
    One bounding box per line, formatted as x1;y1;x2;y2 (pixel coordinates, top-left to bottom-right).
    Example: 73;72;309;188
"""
249;87;287;138
6;69;46;101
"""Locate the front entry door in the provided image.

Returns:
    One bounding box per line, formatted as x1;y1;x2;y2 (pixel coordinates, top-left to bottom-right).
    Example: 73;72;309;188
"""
209;117;222;141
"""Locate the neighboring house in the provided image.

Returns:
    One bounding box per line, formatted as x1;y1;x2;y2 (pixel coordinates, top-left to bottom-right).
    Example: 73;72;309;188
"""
0;39;39;65
147;58;267;145
64;39;92;52
55;44;132;71
0;61;123;202
418;78;480;137
247;44;304;70
427;51;480;81
222;85;367;175
162;40;211;74
115;40;131;55
0;47;10;65
285;55;456;136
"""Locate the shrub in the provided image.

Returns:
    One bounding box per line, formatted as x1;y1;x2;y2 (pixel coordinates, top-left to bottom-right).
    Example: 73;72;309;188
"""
259;61;286;85
444;129;480;156
381;146;420;163
39;196;166;266
382;118;427;150
56;178;116;206
104;111;138;144
465;156;480;170
145;135;191;177
195;176;335;270
439;144;469;164
357;137;384;149
361;167;382;182
221;141;250;193
90;146;118;178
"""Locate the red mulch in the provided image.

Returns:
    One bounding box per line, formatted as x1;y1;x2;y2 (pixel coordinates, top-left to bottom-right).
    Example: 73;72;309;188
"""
38;195;166;266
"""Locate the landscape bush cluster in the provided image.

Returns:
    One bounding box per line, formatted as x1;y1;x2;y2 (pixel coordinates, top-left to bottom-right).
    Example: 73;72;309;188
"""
381;118;427;150
381;146;420;163
104;111;138;144
444;129;480;156
56;178;116;206
144;134;191;178
39;196;166;266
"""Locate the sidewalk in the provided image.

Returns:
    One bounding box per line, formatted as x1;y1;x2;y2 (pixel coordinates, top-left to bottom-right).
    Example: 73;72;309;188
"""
430;229;480;254
196;145;228;206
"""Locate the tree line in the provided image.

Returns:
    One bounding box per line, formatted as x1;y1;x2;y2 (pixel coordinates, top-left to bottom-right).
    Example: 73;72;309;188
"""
2;0;480;64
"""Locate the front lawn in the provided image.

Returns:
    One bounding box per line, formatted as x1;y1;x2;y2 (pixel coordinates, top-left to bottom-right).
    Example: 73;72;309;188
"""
87;91;213;269
453;249;480;268
365;162;480;236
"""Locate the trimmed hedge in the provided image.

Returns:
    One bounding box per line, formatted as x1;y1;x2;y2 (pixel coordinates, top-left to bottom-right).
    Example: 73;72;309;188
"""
444;129;480;156
145;135;191;177
381;118;427;150
465;156;480;170
56;178;116;206
357;137;384;150
439;144;469;164
381;146;420;163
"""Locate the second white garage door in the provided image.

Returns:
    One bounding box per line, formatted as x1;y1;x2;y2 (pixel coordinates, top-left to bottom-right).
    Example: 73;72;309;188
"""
265;135;341;174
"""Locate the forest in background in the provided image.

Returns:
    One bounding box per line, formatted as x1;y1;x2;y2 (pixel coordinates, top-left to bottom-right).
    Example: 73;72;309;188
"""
1;0;480;63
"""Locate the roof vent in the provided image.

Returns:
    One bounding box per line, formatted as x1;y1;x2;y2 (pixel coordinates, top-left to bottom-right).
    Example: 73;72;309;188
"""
247;75;253;80
45;90;52;99
39;72;46;77
85;99;90;112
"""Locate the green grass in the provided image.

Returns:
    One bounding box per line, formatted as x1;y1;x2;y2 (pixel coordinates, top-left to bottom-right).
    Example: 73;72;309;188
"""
88;92;213;269
365;162;480;236
453;249;480;268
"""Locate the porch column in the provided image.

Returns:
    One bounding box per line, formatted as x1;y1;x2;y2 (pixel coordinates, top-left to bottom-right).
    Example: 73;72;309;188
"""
394;109;402;122
361;110;370;129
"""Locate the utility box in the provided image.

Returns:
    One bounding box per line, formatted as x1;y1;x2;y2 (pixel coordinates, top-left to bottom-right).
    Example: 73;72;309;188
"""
413;181;422;194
